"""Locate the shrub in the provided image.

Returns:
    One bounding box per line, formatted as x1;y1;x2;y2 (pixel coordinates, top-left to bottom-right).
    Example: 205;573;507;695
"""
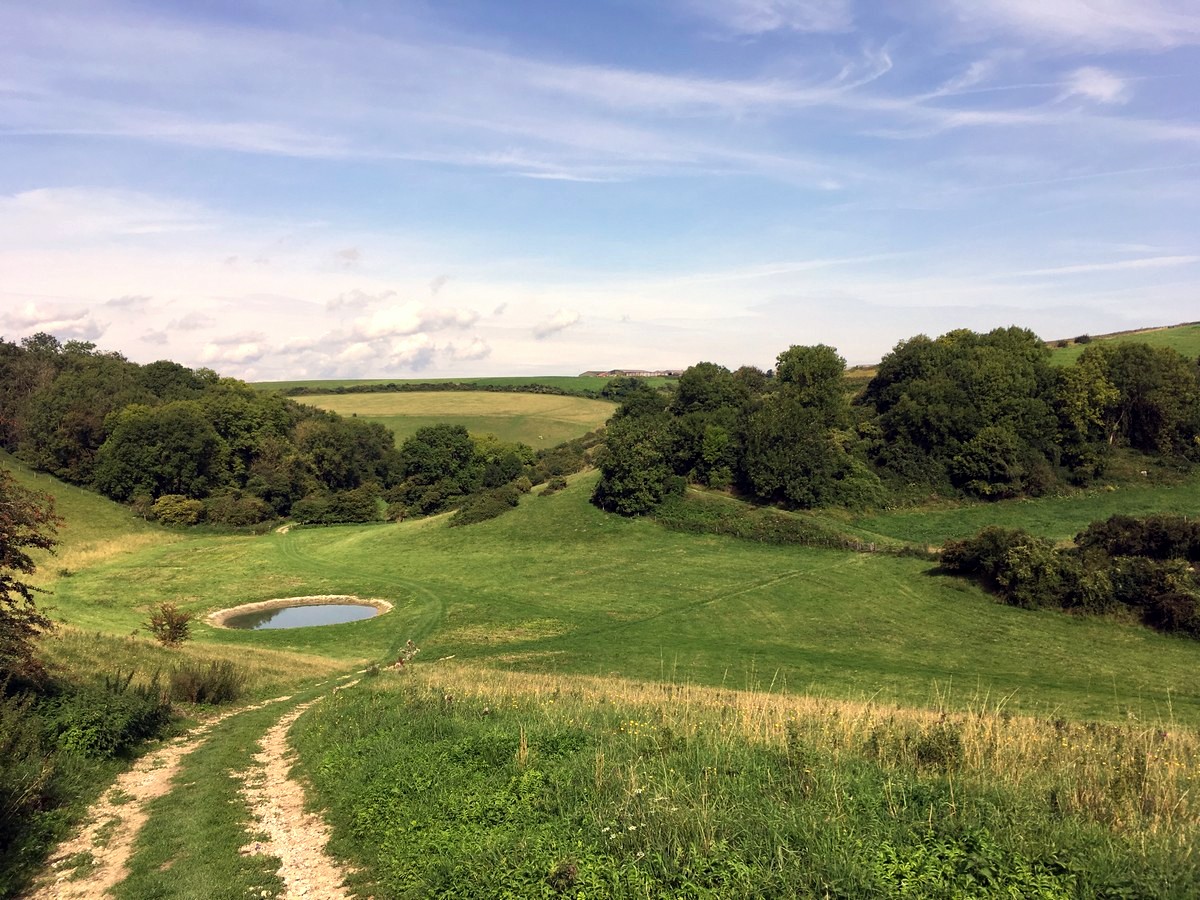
450;485;521;527
540;476;569;496
151;494;205;526
41;671;172;759
146;602;193;646
204;490;273;526
169;659;246;705
0;690;55;855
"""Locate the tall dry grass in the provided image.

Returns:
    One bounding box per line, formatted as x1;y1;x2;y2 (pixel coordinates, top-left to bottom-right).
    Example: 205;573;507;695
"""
426;661;1200;847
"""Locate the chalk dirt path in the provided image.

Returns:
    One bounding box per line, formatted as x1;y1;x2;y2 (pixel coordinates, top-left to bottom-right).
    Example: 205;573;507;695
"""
23;682;359;900
237;683;360;900
23;696;290;900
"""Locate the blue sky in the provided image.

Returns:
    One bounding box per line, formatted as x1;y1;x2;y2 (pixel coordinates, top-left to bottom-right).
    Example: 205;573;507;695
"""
2;0;1198;379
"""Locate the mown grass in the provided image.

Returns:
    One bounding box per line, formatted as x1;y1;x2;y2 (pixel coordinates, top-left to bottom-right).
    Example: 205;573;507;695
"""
292;664;1199;898
298;390;615;449
39;469;1200;725
1049;322;1200;366
846;470;1200;546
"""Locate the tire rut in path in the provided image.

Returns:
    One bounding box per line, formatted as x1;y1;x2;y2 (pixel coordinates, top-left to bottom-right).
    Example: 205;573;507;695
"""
23;695;292;900
237;682;360;900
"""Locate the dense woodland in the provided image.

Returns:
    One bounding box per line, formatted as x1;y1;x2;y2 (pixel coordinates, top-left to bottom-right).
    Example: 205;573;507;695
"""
593;326;1200;514
0;333;590;527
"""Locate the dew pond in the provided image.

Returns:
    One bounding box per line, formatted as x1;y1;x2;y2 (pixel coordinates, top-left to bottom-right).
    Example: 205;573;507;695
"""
224;603;380;630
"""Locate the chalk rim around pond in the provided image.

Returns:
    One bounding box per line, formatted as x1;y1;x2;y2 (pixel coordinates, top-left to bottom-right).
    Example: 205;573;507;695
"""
205;595;394;629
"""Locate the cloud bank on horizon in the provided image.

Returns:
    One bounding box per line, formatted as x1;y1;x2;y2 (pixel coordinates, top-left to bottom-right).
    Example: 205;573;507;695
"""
1;0;1197;380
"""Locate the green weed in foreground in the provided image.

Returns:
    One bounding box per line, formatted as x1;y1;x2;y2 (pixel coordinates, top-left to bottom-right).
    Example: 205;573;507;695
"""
293;666;1199;899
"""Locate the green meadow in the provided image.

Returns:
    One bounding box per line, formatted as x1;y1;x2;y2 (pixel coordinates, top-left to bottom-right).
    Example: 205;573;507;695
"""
1049;322;1200;365
8;446;1200;896
296;391;615;448
20;450;1199;726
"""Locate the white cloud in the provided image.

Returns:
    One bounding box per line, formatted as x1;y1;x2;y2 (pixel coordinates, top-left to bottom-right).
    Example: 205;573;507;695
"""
353;304;479;339
1062;67;1130;104
169;312;217;331
683;0;853;34
448;337;492;361
326;289;394;312
0;187;211;243
200;340;265;365
943;0;1200;49
106;294;151;310
141;329;169;346
533;309;582;339
1;301;106;341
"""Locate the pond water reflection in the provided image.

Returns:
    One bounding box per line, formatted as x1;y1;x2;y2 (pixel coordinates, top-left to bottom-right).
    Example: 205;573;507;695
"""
224;603;380;630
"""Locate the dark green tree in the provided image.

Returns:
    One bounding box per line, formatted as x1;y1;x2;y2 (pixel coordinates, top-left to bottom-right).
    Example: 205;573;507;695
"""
592;413;676;515
0;467;59;679
93;402;228;500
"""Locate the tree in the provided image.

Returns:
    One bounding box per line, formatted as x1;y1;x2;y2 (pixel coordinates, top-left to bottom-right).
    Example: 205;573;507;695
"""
0;467;60;679
592;413;676;515
93;402;228;500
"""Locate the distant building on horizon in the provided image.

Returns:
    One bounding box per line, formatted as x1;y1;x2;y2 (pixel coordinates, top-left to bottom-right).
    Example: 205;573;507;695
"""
580;368;684;378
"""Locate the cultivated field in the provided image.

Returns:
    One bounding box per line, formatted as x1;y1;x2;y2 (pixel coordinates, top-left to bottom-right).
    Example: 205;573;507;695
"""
297;391;615;448
253;374;678;393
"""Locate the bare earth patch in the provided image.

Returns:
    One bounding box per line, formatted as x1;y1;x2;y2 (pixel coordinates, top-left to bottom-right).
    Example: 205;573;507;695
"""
238;686;359;900
23;696;291;900
206;595;393;629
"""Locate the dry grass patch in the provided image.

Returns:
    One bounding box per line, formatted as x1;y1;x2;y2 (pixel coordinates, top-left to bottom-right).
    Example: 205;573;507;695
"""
39;627;346;696
426;661;1200;844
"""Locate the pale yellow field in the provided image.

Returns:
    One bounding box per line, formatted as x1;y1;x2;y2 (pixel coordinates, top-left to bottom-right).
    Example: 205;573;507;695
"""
300;391;615;448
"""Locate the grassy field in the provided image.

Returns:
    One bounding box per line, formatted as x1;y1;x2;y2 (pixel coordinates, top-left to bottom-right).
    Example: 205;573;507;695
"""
1049;322;1200;365
253;374;678;393
843;472;1200;546
291;665;1198;897
24;463;1199;726
9;447;1200;897
296;391;615;448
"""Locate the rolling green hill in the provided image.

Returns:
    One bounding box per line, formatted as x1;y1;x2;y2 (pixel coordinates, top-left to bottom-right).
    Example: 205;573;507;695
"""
1049;322;1200;365
296;391;615;448
28;466;1200;725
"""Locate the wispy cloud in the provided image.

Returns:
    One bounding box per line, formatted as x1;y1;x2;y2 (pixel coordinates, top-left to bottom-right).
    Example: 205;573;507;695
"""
1061;66;1130;104
682;0;853;34
942;0;1200;49
533;310;582;339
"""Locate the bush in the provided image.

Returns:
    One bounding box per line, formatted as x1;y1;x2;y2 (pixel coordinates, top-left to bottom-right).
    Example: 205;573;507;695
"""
146;602;193;646
540;476;569;496
204;490;273;526
0;690;56;858
450;486;521;527
41;671;172;758
292;485;382;524
169;659;246;705
151;494;205;526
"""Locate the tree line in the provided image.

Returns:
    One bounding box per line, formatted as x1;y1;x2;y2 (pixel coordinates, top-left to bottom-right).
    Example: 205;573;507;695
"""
941;514;1200;638
0;333;592;527
594;327;1200;515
